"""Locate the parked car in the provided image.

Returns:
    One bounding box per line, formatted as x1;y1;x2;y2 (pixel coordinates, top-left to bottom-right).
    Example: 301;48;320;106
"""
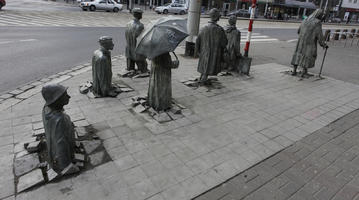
155;3;187;15
0;0;6;10
80;0;123;12
227;9;250;18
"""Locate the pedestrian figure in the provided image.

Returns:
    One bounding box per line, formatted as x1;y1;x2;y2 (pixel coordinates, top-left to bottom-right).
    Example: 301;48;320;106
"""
291;9;328;77
125;8;148;73
42;83;79;174
92;36;119;97
148;53;179;111
224;15;241;72
195;8;228;84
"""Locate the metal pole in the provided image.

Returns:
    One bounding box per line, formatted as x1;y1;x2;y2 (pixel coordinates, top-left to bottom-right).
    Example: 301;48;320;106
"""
185;0;202;57
264;0;268;17
244;0;257;57
318;47;328;78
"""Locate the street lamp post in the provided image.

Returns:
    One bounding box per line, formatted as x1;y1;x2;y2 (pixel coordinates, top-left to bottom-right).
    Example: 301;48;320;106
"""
185;0;202;57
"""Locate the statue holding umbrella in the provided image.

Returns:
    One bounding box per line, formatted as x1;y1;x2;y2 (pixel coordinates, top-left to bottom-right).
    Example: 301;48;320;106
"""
136;17;188;111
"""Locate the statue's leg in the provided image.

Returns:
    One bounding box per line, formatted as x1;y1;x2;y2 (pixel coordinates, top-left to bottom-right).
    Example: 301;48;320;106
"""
292;65;298;76
199;73;208;84
126;58;135;71
137;60;148;73
301;67;308;78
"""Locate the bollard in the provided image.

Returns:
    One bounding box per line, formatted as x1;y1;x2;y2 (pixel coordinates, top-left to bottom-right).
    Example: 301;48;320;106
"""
324;30;331;42
349;29;356;38
333;29;340;40
341;29;348;40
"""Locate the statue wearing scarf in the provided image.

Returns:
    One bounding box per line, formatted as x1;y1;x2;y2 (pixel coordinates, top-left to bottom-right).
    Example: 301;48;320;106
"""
291;9;328;77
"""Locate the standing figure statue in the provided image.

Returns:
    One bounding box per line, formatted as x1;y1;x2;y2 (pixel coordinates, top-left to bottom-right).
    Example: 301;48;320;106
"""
291;9;328;77
224;15;241;72
92;36;118;97
42;83;79;174
148;53;179;111
125;8;148;73
195;8;228;84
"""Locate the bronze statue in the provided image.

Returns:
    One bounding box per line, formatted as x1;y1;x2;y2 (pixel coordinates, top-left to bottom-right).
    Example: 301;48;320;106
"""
92;36;118;97
125;8;148;73
291;9;328;77
42;84;79;174
195;8;228;84
148;53;179;111
224;15;241;72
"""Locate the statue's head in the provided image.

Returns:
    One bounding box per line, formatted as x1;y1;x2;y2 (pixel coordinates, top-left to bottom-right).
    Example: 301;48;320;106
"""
209;8;221;22
309;9;324;20
99;36;114;51
228;15;237;26
42;83;70;109
132;8;143;20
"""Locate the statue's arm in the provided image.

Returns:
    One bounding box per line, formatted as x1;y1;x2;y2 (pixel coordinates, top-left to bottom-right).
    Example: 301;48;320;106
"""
135;24;144;37
316;24;327;48
236;31;242;56
195;33;201;56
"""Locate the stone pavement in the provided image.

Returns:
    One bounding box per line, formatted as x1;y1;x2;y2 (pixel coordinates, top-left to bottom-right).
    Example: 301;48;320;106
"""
1;47;359;200
194;108;359;200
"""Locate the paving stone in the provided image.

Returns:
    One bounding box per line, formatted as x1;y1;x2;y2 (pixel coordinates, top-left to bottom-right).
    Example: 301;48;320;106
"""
14;153;40;176
17;169;44;193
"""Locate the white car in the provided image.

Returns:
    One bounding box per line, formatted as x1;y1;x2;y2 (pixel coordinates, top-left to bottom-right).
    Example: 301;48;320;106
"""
80;0;123;12
155;3;187;15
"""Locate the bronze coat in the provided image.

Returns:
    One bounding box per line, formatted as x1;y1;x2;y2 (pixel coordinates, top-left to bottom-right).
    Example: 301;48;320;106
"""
92;48;112;97
291;11;325;69
196;21;228;75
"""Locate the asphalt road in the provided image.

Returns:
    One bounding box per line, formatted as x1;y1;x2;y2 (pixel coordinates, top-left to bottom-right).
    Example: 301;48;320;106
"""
0;27;125;93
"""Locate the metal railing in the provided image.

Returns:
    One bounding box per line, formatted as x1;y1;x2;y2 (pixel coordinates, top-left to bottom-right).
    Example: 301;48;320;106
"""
325;29;359;48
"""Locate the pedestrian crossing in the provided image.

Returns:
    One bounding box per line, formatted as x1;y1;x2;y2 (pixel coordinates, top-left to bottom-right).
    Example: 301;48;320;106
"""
240;30;279;44
0;10;279;43
0;10;142;27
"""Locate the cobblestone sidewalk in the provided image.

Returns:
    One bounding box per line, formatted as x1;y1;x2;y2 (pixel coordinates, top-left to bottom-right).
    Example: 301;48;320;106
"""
1;47;359;200
195;108;359;200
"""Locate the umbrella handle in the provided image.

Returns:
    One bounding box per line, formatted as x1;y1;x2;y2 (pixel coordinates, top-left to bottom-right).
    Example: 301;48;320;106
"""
171;52;179;62
171;52;179;69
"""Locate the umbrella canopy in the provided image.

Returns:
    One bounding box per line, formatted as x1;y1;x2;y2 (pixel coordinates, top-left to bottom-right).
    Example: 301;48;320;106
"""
136;16;188;60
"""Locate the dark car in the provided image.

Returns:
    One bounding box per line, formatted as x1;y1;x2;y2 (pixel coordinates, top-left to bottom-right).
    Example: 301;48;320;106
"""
0;0;6;10
228;9;250;18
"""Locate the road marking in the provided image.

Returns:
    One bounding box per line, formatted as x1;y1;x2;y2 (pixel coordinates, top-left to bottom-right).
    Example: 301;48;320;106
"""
287;39;298;43
19;39;38;42
0;41;15;45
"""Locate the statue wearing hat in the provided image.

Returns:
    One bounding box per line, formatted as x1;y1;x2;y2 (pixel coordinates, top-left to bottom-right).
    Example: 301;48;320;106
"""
42;83;79;174
195;8;228;84
125;8;148;73
224;15;241;72
92;36;119;97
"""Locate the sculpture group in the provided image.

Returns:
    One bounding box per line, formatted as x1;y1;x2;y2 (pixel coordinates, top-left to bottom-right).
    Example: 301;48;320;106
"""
41;8;328;176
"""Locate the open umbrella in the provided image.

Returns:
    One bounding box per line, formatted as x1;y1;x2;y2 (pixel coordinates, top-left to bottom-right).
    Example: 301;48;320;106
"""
136;16;188;60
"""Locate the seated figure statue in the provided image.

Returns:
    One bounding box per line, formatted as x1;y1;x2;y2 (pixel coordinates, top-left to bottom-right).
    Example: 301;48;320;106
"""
42;83;79;174
92;36;119;97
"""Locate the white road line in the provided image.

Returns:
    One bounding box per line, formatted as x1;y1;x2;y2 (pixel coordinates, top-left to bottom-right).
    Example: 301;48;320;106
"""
0;41;15;45
241;35;269;39
19;39;38;42
287;39;298;43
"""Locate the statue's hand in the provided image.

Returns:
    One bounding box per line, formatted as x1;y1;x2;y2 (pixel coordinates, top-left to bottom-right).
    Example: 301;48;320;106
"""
172;60;179;69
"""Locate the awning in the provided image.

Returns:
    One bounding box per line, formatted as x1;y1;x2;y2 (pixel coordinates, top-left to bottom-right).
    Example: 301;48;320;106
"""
272;0;316;9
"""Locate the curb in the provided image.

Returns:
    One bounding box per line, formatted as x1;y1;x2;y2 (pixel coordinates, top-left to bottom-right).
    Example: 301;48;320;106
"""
0;55;121;112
